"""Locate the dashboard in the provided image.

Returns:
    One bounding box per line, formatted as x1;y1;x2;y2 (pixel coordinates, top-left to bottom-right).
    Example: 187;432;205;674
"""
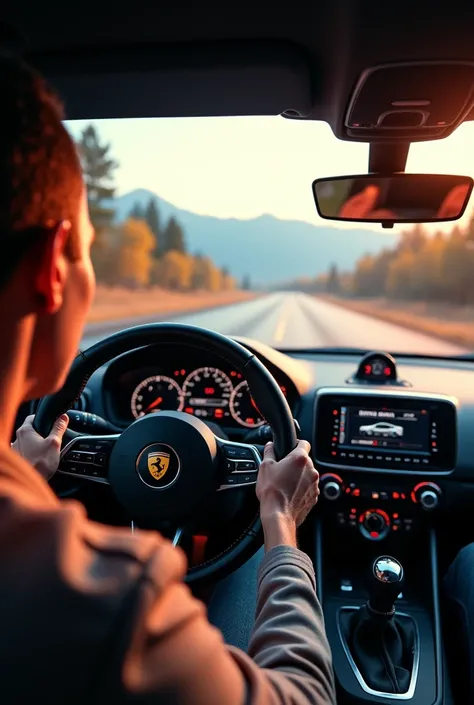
99;343;301;434
20;336;474;529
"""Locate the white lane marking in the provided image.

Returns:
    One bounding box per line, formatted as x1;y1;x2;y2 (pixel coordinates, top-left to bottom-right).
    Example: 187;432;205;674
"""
272;296;292;343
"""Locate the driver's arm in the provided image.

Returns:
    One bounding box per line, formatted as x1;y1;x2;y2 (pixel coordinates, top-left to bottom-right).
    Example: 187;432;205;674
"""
92;442;335;703
96;534;335;705
11;422;336;704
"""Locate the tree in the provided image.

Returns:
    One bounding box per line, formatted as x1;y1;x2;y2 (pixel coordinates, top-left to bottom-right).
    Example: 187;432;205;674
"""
77;125;118;282
189;256;221;291
162;216;186;254
242;275;251;290
77;124;118;229
220;266;236;291
153;251;194;290
145;198;161;256
352;255;377;297
190;253;206;289
326;264;340;294
386;249;416;299
115;218;156;287
129;202;145;220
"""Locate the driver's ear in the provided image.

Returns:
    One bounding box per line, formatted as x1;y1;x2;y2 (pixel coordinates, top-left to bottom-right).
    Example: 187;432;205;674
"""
33;221;71;314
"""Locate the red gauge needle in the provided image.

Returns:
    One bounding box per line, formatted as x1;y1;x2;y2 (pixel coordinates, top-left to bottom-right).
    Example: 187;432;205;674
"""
145;396;163;412
250;397;261;413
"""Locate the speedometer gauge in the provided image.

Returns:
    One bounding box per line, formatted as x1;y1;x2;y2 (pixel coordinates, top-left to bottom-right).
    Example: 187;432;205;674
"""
131;375;184;419
230;380;265;428
182;367;233;421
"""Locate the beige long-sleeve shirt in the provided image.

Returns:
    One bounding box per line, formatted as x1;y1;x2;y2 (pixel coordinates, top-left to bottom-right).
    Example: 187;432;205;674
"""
0;444;336;704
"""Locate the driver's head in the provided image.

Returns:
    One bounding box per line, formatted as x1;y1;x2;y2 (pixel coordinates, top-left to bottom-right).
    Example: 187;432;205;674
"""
0;54;95;400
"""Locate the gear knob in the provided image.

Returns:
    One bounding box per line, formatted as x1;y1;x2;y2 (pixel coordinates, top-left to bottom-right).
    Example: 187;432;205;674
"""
367;556;404;615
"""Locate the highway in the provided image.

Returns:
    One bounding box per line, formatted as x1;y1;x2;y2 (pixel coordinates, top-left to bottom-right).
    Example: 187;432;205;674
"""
81;292;467;356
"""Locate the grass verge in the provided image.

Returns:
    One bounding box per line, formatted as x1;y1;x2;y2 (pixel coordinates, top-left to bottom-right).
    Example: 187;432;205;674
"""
87;286;256;324
320;295;474;350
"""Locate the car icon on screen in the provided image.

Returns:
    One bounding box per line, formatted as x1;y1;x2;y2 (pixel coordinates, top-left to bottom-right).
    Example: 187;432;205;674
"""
359;421;404;438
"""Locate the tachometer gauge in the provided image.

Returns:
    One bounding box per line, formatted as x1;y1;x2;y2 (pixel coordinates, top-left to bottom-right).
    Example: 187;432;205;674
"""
182;367;233;421
230;380;265;428
131;375;184;419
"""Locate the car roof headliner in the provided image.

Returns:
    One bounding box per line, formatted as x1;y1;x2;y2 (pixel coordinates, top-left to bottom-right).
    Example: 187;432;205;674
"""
4;1;474;143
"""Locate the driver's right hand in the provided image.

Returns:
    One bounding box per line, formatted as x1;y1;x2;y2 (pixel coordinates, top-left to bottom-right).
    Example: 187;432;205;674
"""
256;440;320;529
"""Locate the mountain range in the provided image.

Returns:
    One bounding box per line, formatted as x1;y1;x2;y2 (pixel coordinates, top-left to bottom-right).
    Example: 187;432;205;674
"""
111;188;400;286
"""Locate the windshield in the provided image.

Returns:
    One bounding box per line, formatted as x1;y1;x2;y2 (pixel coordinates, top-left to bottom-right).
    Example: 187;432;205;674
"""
66;117;474;356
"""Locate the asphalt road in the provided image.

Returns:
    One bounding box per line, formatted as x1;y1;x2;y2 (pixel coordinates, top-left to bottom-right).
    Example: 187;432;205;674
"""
81;292;467;356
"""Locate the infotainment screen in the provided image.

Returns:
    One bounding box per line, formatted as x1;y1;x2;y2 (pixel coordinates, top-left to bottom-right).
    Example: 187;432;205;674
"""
314;392;456;472
341;406;430;455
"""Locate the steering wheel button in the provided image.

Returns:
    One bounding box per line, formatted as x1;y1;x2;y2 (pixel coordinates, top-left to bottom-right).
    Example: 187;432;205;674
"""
88;467;105;478
94;453;107;467
233;459;258;472
222;445;254;460
223;475;239;485
68;451;82;462
242;473;257;483
65;464;79;474
76;441;94;451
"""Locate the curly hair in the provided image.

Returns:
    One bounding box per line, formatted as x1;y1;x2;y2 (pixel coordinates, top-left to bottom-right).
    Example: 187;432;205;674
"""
0;53;83;286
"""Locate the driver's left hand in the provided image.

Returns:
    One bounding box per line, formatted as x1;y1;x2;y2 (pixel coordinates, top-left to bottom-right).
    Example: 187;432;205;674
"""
12;413;69;481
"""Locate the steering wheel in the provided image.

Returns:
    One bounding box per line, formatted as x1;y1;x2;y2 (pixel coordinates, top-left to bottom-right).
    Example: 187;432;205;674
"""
34;323;297;583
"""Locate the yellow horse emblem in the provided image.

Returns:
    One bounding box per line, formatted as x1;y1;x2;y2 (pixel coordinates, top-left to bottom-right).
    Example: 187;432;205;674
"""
148;451;170;480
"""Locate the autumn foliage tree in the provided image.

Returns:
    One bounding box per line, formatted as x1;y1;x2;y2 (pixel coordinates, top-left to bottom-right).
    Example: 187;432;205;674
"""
76;123;237;292
115;219;156;287
347;215;474;305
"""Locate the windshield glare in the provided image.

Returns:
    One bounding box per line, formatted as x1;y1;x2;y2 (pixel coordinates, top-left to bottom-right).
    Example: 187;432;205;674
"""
66;117;474;357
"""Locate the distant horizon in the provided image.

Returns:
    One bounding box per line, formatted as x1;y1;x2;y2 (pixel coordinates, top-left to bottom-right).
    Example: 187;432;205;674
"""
114;186;395;229
66;116;474;237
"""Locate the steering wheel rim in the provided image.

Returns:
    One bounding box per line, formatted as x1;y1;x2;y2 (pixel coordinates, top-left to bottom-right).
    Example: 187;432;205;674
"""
34;323;297;583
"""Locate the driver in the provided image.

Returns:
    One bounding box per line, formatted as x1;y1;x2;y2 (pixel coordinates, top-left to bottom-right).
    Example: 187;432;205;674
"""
0;54;336;704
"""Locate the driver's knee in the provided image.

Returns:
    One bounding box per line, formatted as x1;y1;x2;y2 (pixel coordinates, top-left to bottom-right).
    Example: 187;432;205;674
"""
443;543;474;702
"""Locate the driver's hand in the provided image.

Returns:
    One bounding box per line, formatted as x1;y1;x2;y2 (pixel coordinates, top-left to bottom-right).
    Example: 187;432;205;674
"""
12;414;69;481
256;440;319;549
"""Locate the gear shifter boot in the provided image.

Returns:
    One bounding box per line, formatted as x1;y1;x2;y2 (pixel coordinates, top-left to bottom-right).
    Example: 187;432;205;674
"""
341;605;416;694
339;556;417;695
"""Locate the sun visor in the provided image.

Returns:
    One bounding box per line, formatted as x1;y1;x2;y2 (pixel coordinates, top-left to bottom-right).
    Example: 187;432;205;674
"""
34;42;313;120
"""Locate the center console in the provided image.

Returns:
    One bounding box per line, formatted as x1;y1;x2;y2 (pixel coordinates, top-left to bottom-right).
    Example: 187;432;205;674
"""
312;388;457;704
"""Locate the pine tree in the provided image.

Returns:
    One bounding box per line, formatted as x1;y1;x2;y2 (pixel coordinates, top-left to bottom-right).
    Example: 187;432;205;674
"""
129;202;145;220
162;216;186;254
326;263;340;294
145;199;161;256
77;125;118;229
76;124;118;281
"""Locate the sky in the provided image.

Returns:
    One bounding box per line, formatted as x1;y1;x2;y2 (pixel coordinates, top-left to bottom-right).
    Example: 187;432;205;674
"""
66;117;474;234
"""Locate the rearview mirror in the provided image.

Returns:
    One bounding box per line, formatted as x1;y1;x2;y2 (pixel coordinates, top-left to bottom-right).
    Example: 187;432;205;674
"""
312;173;473;226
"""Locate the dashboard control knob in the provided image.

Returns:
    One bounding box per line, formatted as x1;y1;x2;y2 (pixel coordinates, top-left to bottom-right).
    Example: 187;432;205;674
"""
419;489;439;510
320;473;344;501
323;481;342;501
412;482;441;511
359;509;390;541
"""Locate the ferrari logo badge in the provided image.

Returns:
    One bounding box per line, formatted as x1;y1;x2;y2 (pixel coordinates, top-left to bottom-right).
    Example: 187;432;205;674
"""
148;451;170;480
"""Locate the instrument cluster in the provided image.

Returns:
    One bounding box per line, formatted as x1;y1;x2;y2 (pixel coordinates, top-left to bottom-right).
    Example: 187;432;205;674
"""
103;346;297;430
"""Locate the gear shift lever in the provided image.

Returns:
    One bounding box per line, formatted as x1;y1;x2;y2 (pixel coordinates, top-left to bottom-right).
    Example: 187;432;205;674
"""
339;555;416;695
367;556;404;615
